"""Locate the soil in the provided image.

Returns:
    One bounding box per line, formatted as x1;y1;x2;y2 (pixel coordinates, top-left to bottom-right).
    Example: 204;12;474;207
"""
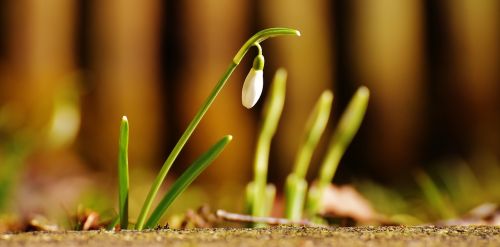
1;226;499;247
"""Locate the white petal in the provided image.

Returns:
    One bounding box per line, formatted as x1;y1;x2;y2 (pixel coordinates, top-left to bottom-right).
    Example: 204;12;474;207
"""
241;69;263;109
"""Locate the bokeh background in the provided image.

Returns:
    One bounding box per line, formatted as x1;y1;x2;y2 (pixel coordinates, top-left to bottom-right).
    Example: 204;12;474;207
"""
0;0;499;223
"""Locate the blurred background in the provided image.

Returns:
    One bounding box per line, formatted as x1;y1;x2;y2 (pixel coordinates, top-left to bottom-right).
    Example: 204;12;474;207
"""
0;0;499;224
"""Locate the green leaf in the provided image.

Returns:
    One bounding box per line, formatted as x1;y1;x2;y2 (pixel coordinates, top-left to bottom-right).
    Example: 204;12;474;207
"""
284;173;307;221
118;116;129;229
293;90;333;179
251;69;287;219
318;86;370;187
306;86;369;219
143;135;232;229
285;90;332;221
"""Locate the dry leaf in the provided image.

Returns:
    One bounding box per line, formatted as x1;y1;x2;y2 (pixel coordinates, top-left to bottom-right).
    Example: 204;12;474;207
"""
320;184;379;223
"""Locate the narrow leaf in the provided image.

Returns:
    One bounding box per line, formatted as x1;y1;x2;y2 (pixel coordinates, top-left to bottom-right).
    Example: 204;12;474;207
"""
143;135;233;228
118;116;129;229
251;69;287;220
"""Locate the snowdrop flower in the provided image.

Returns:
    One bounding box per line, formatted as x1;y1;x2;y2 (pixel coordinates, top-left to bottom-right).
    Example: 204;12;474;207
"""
242;54;265;109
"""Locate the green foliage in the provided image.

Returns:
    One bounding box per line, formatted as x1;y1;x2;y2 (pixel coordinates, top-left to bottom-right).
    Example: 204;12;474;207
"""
245;86;370;224
306;86;370;219
118;116;130;229
285;90;333;221
144;135;232;229
246;69;287;226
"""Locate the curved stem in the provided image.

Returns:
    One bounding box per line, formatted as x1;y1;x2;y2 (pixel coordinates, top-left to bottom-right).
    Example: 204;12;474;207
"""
135;27;300;230
233;28;300;64
255;43;263;56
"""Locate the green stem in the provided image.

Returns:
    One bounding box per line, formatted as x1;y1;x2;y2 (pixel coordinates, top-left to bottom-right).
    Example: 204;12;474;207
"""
251;69;287;220
255;43;263;56
233;28;300;64
118;116;129;229
144;135;232;229
293;90;333;179
135;28;300;230
285;91;332;221
306;86;369;219
317;86;369;188
284;173;307;221
415;170;457;219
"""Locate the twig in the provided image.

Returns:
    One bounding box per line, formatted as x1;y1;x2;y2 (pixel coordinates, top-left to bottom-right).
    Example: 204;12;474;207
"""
216;210;322;227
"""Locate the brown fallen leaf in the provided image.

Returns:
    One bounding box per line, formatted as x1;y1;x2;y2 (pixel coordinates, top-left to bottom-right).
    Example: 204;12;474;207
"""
26;215;60;232
439;203;500;226
319;184;381;223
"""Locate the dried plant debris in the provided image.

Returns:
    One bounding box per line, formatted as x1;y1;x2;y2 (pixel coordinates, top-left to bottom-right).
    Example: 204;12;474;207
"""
70;208;114;231
216;209;319;227
26;216;60;232
168;205;221;229
319;184;381;223
439;203;500;226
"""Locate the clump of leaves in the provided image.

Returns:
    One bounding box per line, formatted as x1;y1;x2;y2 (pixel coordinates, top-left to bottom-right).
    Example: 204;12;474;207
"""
245;85;370;225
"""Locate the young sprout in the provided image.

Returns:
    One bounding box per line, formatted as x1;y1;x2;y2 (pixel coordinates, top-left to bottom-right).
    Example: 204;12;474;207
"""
414;170;457;220
285;91;333;221
246;69;287;225
242;45;265;109
118;116;129;229
306;86;370;219
135;28;300;230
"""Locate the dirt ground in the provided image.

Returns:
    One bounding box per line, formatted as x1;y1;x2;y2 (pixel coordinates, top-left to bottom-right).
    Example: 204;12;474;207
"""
1;226;499;247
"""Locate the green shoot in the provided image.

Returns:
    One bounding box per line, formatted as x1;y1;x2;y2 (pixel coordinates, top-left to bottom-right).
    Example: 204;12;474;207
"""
118;116;129;229
285;90;333;221
284;174;307;221
135;28;300;230
306;86;370;218
414;170;457;219
247;69;287;224
143;135;233;229
107;216;119;231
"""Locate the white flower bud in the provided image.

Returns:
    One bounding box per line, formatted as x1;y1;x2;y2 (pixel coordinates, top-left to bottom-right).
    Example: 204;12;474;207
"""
241;68;264;109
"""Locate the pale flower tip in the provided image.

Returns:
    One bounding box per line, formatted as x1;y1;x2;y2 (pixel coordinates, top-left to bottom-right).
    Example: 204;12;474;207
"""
242;102;253;109
241;69;263;109
242;95;257;109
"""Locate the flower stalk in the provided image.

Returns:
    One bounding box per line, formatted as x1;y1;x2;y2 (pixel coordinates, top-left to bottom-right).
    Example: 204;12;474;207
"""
135;28;300;230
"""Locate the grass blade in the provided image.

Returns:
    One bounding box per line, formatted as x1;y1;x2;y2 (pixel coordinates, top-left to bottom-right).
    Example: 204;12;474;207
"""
292;90;333;179
118;116;129;229
107;216;119;231
285;90;333;221
415;170;457;219
248;69;287;221
306;86;369;218
143;135;233;229
284;173;307;221
317;86;369;187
